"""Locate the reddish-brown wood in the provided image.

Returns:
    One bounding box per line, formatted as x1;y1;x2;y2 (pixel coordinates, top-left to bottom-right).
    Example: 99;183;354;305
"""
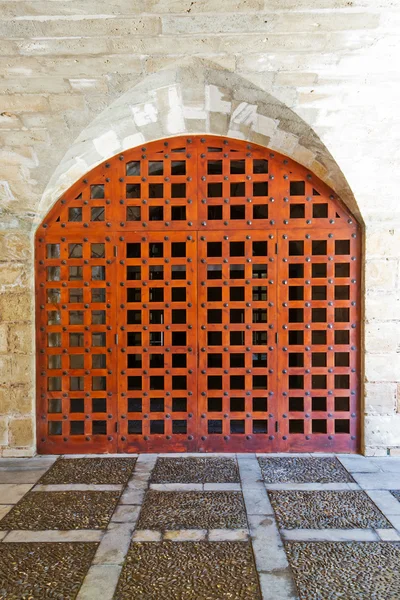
116;231;198;453
197;230;279;452
36;136;360;454
36;233;119;454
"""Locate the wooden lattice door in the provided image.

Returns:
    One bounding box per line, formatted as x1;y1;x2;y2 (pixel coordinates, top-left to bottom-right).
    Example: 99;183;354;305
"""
36;136;360;454
197;230;279;451
116;232;198;452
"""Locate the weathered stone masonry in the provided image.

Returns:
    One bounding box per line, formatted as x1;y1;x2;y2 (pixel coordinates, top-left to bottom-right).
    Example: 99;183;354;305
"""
0;0;399;456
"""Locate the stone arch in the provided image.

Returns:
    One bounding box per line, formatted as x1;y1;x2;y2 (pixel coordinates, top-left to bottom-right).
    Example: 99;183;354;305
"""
29;59;365;456
37;58;361;228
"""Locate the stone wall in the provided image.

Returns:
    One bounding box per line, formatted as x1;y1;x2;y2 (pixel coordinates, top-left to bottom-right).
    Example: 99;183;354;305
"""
0;0;399;456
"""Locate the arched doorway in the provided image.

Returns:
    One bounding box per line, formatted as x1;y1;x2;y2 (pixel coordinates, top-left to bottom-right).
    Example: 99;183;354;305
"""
35;136;360;454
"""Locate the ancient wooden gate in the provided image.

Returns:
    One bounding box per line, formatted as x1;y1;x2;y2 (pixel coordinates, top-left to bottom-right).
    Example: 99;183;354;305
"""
36;136;360;454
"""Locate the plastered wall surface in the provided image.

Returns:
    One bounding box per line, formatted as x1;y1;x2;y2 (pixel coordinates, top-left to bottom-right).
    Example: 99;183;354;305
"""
0;0;399;456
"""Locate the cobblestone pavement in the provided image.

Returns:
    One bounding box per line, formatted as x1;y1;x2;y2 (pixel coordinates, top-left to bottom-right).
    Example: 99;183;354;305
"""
1;454;400;599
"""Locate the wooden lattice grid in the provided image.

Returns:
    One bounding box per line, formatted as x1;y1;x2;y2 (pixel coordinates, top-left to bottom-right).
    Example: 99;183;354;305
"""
36;136;360;454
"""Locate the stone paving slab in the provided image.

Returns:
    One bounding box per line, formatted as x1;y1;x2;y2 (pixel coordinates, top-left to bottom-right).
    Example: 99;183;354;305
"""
0;484;33;504
238;458;266;488
114;541;262;600
77;564;122;600
0;491;120;530
149;482;242;491
3;530;104;542
91;523;136;566
164;529;207;541
119;488;145;505
242;485;274;516
264;482;360;491
204;482;242;491
0;542;98;599
281;528;380;542
238;457;275;517
258;570;299;600
0;505;12;519
370;458;400;473
0;457;58;471
38;457;137;485
208;528;249;541
157;453;237;458
132;530;162;542
61;454;138;459
258;457;353;484
269;490;392;530
33;484;123;492
376;528;400;541
110;505;140;524
337;456;382;473
150;457;240;483
150;483;203;491
137;490;248;530
350;471;400;490
391;490;400;503
386;515;400;532
0;470;49;484
366;490;400;516
248;514;289;572
285;542;400;600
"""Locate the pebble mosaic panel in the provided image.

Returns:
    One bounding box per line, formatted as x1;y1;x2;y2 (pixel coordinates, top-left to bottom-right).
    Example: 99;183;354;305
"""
38;457;137;484
0;491;120;530
115;541;261;600
150;457;239;483
137;491;248;530
285;542;400;600
0;542;98;600
269;490;392;529
258;456;353;483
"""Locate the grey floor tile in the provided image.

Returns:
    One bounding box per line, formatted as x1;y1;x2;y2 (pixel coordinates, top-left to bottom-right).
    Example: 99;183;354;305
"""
0;484;33;504
351;472;400;490
248;514;289;572
0;470;48;484
3;530;103;542
281;528;380;542
77;564;122;600
366;490;400;516
92;523;136;566
258;570;299;600
337;456;381;473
